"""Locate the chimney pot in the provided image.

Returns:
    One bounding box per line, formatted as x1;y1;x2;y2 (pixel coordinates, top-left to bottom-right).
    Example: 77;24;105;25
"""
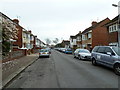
92;21;97;26
13;19;19;24
28;30;31;33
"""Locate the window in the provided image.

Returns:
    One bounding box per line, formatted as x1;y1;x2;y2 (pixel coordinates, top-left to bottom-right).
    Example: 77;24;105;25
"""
114;25;116;31
88;33;91;39
109;26;112;32
97;47;106;54
82;44;86;48
92;46;99;52
104;47;115;55
79;49;90;53
77;36;81;41
82;35;85;40
109;24;118;33
113;47;120;56
71;39;73;42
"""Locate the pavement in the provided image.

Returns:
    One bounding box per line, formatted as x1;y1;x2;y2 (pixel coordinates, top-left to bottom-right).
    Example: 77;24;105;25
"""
2;53;39;88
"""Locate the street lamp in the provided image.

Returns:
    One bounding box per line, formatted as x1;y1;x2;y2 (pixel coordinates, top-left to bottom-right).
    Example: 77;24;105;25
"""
112;3;120;47
112;4;120;7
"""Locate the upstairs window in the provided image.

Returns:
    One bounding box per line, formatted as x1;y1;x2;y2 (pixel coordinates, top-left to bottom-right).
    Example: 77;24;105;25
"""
109;24;118;33
88;33;92;39
82;35;85;40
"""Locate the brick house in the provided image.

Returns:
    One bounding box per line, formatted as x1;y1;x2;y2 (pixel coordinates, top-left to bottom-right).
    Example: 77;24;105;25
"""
81;23;94;50
105;16;118;46
12;19;23;49
81;18;110;51
1;12;45;61
61;40;70;48
40;41;46;48
36;38;41;49
1;13;25;61
33;36;46;53
92;18;110;48
13;19;42;54
76;31;82;48
29;30;34;53
70;36;77;50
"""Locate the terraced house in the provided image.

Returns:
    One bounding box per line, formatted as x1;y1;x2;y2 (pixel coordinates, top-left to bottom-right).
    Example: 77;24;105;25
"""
1;12;45;61
81;24;93;50
92;18;110;48
76;31;82;48
2;12;19;62
82;18;110;50
70;35;77;50
71;18;110;51
105;15;119;47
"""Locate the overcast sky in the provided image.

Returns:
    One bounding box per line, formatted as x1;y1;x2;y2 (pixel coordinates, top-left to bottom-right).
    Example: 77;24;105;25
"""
0;0;119;44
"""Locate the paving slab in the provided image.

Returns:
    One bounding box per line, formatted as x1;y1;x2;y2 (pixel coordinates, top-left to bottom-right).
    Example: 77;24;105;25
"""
2;53;39;88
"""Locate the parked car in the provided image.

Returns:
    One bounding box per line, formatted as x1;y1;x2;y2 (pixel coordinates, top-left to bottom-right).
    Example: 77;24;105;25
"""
39;49;50;58
91;46;120;75
74;49;91;60
55;48;61;51
60;48;66;53
65;48;72;54
46;48;51;54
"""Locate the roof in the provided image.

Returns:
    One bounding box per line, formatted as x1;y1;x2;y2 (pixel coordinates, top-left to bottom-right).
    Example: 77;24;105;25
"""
82;17;110;34
1;12;13;22
105;15;118;26
62;40;70;45
75;31;82;36
82;26;94;34
70;35;76;39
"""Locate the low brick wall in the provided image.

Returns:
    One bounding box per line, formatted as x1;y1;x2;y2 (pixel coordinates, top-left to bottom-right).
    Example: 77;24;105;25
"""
33;49;39;53
2;50;25;63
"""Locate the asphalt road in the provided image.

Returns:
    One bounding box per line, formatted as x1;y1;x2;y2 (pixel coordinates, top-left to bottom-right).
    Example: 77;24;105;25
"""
6;50;118;88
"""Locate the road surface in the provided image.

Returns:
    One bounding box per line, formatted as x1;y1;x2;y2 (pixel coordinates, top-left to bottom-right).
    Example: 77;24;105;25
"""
6;50;118;88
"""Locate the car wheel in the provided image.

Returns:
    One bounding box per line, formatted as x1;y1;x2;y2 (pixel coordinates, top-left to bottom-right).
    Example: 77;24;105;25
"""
92;58;97;66
78;55;81;60
114;63;120;76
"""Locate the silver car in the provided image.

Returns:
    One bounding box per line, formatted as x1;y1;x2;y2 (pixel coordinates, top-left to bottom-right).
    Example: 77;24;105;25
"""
91;46;120;75
39;49;50;58
74;49;91;60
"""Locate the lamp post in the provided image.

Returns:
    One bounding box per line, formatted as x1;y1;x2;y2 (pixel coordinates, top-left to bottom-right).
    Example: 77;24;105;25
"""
112;3;120;47
112;2;120;47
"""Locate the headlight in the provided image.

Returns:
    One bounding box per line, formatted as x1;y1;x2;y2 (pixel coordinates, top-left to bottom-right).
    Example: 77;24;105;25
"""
81;55;85;57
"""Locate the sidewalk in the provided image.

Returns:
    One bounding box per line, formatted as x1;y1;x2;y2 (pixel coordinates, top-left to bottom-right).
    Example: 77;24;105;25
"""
2;53;39;88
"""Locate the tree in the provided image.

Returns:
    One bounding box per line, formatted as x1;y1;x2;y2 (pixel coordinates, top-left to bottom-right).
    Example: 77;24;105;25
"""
45;38;51;45
1;14;18;55
53;38;59;44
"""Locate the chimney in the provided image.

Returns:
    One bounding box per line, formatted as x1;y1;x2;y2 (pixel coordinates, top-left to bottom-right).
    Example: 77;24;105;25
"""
28;30;31;33
92;21;97;26
79;31;81;34
13;19;19;24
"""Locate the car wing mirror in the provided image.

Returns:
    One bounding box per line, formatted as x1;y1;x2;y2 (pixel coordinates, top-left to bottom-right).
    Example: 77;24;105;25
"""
107;52;112;56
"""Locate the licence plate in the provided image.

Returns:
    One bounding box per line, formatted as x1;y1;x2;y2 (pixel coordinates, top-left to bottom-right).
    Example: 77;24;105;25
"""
42;53;46;54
